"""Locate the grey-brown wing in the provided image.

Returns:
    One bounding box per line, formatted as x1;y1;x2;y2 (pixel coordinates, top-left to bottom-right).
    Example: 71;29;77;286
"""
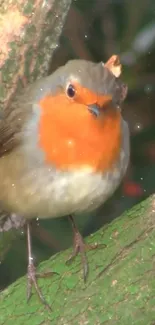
0;82;35;157
0;106;24;156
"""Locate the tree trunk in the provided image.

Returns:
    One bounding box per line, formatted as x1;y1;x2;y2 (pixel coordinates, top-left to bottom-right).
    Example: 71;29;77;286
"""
0;0;72;260
0;0;72;111
0;195;155;324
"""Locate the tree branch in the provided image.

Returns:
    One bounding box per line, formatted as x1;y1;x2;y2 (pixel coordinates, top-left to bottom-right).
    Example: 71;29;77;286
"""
0;195;155;324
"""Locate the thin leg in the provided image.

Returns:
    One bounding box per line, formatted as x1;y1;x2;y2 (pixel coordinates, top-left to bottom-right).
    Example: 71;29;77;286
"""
27;222;57;311
66;215;99;282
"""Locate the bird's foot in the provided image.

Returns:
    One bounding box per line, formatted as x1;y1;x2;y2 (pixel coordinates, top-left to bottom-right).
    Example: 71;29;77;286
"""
27;262;57;311
26;222;58;311
66;215;100;282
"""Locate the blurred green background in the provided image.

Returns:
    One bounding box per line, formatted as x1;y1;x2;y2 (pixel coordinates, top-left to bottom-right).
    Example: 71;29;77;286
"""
0;0;155;289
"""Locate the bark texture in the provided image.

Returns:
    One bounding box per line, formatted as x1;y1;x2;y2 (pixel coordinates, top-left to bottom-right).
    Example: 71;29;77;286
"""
0;0;72;111
0;195;155;324
0;0;72;260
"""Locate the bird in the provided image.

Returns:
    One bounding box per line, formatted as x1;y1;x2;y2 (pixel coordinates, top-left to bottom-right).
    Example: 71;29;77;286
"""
0;55;129;309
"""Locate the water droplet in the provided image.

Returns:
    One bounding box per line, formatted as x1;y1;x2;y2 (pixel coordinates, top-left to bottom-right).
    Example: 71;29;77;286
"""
135;123;142;131
144;84;153;94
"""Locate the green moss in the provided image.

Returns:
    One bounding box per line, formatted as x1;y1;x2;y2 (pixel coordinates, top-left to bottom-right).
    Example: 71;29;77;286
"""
0;196;155;324
2;59;18;83
23;1;35;15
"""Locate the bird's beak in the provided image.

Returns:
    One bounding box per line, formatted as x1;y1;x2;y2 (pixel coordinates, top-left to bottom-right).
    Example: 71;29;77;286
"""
88;103;100;117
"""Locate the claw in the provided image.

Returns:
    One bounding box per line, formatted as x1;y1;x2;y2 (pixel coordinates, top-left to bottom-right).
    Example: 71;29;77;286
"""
27;263;53;311
26;222;57;311
66;215;102;282
66;228;88;281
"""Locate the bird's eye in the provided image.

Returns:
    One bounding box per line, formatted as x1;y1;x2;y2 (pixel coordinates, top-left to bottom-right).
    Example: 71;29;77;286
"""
66;84;76;98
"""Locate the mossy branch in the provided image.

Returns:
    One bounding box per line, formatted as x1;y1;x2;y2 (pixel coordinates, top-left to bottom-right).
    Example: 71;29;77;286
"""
0;196;155;324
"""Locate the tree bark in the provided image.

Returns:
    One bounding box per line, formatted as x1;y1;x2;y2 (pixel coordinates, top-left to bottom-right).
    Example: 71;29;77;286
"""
0;195;155;324
0;0;72;111
0;0;72;260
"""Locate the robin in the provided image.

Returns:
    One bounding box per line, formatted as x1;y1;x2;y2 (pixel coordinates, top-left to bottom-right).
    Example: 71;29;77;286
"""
0;55;129;309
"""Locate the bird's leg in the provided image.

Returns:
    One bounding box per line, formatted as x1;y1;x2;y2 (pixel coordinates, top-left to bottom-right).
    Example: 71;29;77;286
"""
66;215;99;282
26;222;57;311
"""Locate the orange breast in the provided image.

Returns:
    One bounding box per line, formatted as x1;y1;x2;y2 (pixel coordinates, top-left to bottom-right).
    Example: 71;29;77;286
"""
38;93;121;173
